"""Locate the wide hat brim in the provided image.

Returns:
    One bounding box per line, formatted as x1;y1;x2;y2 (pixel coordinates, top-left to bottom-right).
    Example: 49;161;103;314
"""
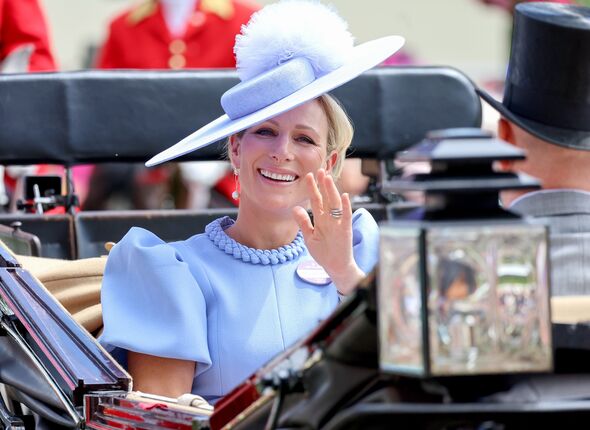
146;35;405;167
477;88;590;151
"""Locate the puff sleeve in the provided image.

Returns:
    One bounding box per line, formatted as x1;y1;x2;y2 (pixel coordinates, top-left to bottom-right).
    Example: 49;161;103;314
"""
99;227;212;376
351;208;380;274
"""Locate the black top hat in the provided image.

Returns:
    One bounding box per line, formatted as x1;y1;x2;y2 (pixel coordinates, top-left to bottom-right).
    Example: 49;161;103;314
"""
477;2;590;150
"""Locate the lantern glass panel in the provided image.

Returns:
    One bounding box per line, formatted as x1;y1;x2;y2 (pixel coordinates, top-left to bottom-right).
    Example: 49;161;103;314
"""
378;227;424;375
427;223;551;375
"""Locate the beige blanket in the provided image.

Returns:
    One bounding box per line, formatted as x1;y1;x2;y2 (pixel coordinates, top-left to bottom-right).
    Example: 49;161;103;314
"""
551;296;590;324
17;255;105;335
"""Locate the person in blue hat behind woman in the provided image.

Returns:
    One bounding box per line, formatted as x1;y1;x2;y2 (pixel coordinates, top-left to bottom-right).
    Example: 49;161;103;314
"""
99;0;404;402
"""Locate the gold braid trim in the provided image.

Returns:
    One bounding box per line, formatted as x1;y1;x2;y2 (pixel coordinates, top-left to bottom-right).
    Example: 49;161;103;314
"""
201;0;235;20
126;0;158;25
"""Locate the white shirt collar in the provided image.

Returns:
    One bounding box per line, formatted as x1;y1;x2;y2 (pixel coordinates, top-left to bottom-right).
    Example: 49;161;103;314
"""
161;0;198;37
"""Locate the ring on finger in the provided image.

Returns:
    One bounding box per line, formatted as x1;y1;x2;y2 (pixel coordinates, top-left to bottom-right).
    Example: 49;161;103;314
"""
329;208;343;219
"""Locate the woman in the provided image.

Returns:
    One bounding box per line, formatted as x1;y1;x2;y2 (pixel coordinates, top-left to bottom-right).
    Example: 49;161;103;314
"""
100;0;404;403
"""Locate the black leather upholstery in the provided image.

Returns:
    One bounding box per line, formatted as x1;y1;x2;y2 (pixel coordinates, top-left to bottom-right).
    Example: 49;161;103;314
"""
0;68;481;165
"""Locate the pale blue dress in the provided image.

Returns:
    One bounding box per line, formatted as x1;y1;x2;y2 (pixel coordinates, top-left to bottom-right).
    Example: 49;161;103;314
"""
100;209;379;403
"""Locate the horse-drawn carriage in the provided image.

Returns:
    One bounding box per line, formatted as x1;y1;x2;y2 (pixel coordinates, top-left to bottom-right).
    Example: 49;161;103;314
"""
0;67;588;429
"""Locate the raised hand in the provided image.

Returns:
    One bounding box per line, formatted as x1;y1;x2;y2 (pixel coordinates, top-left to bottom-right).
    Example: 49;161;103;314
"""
292;169;365;295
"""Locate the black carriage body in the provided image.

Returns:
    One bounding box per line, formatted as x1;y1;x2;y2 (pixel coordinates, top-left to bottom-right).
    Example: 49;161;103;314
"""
0;244;129;428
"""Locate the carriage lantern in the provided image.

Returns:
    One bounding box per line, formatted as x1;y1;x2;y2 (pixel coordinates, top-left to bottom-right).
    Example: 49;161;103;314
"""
377;128;552;377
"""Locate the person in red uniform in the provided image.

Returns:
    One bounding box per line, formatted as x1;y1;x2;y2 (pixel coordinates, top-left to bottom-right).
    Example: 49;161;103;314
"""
88;0;259;210
0;0;56;71
98;0;259;70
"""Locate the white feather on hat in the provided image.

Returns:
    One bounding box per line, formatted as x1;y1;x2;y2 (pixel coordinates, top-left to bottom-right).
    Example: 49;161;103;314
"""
234;0;354;82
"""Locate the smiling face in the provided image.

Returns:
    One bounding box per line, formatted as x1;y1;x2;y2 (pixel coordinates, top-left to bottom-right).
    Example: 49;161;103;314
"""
229;99;337;215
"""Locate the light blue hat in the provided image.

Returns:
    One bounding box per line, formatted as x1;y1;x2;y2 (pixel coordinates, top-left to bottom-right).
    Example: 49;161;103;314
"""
146;0;404;167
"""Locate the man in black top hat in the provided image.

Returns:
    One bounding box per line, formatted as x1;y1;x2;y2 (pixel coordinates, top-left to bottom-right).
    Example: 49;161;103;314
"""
478;2;590;297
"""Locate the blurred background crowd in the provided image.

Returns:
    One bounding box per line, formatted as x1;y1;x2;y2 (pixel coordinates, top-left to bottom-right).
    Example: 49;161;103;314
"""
1;0;586;213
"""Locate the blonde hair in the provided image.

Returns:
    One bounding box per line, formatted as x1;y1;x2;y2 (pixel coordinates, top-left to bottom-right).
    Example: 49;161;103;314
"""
227;94;354;178
317;94;354;179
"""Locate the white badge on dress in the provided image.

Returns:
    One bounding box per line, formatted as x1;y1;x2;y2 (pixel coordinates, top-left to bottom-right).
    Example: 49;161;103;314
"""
296;259;332;286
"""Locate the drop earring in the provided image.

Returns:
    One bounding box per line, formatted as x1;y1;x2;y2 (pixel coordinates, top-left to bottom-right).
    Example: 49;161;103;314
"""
232;168;240;200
